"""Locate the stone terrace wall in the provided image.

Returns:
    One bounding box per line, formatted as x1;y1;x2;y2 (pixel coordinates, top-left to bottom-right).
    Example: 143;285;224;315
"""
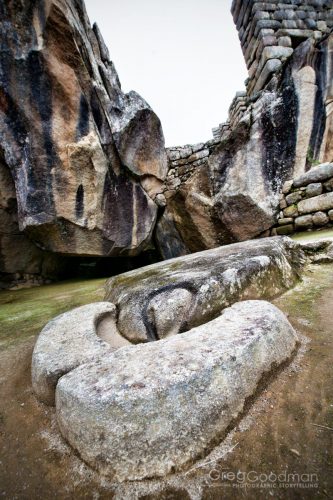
164;139;220;199
272;162;333;235
213;1;333;141
232;0;333;95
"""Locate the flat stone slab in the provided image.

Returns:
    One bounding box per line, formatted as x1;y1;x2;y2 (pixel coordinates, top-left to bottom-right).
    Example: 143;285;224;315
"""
56;300;298;481
298;192;333;215
105;236;305;342
293;163;333;188
32;302;130;405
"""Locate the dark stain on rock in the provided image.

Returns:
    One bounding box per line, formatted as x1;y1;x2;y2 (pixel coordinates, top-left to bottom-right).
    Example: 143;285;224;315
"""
101;169;134;253
90;89;103;135
26;50;56;215
0;87;27;148
77;94;90;139
75;184;84;219
261;65;298;191
37;0;47;30
27;51;55;165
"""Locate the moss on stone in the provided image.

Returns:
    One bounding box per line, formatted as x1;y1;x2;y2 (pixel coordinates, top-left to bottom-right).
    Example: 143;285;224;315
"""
0;278;105;348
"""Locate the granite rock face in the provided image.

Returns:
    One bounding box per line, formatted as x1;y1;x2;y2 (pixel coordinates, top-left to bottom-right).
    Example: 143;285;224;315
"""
0;0;167;274
56;300;298;481
105;236;304;343
158;32;333;258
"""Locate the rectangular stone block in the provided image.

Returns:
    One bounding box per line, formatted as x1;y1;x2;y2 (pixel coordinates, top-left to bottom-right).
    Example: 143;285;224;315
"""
293;163;333;187
298;192;333;215
286;191;302;205
295;215;313;229
278;217;294;225
276;224;294;235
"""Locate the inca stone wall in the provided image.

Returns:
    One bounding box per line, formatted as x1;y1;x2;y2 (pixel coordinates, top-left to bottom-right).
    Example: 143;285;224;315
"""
164;140;219;198
213;0;333;141
233;0;333;95
272;162;333;235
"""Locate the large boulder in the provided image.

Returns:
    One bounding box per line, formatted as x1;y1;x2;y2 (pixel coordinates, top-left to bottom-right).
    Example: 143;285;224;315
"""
56;300;298;481
157;34;333;257
0;0;167;261
105;236;305;343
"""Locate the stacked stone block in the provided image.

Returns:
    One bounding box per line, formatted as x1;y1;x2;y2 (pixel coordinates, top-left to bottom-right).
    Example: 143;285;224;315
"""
272;163;333;235
164;140;219;196
212;123;231;141
212;92;250;141
231;0;333;95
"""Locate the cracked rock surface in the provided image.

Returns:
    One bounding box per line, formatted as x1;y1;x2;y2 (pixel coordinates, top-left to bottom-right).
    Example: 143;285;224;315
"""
55;300;298;481
105;236;305;343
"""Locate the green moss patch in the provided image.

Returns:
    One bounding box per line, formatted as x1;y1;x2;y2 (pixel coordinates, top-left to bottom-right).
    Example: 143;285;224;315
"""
0;278;105;348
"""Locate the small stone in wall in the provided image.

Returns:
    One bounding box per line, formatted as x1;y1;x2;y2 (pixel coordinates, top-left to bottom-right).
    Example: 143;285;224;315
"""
286;191;303;206
155;194;167;207
293;163;333;189
192;143;205;153
298;192;333;215
312;211;329;226
282;180;293;194
280;199;287;209
168;150;181;161
295;215;313;230
284;205;299;218
179;146;193;159
278;36;292;47
278;217;293;225
324;178;333;192
328;210;333;221
276;224;294;235
305;183;323;198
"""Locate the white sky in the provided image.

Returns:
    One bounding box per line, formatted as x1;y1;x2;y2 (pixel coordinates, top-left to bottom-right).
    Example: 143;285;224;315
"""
84;0;247;147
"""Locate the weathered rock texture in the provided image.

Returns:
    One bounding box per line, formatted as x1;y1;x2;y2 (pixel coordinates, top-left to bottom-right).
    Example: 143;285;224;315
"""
105;236;304;343
160;22;333;258
55;300;298;481
32;236;303;478
2;0;333;283
0;153;65;288
273;162;333;235
31;302;130;406
0;0;167;286
299;237;333;263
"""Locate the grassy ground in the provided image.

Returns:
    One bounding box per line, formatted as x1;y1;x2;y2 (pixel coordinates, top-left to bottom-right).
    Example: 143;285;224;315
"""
0;278;105;348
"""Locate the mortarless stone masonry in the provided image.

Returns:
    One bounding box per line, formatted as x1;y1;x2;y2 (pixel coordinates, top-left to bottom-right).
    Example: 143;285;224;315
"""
212;0;333;140
232;0;332;95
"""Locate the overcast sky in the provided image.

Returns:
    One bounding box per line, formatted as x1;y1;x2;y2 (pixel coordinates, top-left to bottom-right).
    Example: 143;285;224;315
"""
84;0;247;146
